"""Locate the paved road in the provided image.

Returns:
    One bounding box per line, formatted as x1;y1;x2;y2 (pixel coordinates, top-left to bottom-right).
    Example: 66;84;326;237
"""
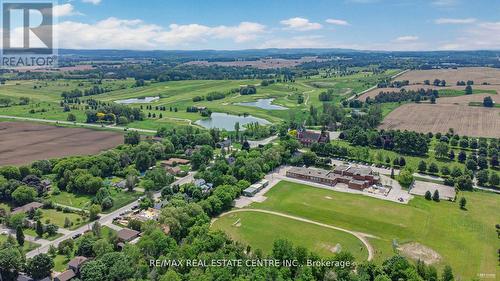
214;209;375;261
248;135;278;148
0;115;156;133
26;173;195;258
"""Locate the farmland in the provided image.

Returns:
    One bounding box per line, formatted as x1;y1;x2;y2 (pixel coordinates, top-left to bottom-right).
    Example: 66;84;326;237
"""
0;122;123;166
0;69;399;131
247;181;500;279
379;103;500;138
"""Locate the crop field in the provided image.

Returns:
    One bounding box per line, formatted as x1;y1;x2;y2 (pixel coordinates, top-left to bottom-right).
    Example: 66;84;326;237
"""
212;211;368;260
379;103;500;138
0;122;123;166
249;181;500;279
398;67;500;85
0;69;399;130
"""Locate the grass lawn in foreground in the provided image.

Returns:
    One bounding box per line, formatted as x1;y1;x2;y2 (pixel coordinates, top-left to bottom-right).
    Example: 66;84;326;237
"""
50;191;93;210
250;181;499;280
40;209;87;230
0;233;39;251
212;211;368;261
23;228;63;241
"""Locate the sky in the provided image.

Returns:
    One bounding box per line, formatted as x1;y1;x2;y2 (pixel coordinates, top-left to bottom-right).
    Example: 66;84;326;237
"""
8;0;500;51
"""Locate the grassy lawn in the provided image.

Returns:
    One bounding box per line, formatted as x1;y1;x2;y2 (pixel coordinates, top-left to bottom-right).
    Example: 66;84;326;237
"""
212;211;368;261
50;188;142;213
249;181;499;280
50;191;93;210
0;233;40;251
23;228;63;241
40;209;87;230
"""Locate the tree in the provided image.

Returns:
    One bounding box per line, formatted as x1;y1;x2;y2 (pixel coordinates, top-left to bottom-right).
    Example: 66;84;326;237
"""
15;225;24;246
135;151;152;172
302;151;318;167
80;260;107;281
456;175;473;190
428;162;439;174
457;150;467;162
483;96;494;107
67;113;76;122
45;224;58;236
459;197;467;210
465;159;477;171
465;85;473;95
36;220;44;237
424;190;432;200
234;122;240;138
26;253;54;279
92;222;102;238
397;169;414;189
476;170;489;186
89;204;102;221
448;150;455;160
442;265;454;281
435;142;449;158
0;246;23;280
11;185;37;205
124;131;140;145
489;172;499;187
418;160;427;172
432;190;440;202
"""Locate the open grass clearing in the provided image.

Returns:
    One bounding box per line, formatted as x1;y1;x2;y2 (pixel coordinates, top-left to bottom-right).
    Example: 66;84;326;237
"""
249;181;499;279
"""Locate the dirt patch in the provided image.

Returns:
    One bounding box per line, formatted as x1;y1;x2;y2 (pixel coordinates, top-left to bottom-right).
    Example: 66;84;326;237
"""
320;243;342;253
398;67;500;85
325;196;333;200
398;242;441;265
379;103;500;138
0;122;123;166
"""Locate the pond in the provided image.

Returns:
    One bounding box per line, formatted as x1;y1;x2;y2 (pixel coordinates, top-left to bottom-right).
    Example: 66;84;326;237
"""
115;96;160;104
235;98;288;110
195;113;270;131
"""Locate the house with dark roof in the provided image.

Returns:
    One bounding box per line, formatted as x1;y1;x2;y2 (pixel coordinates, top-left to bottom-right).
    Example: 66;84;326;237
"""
117;228;140;243
54;269;76;281
11;202;43;215
68;256;88;274
297;130;330;147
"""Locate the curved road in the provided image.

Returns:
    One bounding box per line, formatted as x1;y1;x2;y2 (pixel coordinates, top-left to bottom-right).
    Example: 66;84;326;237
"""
213;208;375;261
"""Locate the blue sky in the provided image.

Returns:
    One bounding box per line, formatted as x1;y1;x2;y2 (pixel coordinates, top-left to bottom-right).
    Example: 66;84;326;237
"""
48;0;500;50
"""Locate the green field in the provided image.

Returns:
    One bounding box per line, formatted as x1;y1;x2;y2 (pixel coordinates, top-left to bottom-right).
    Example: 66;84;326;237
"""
0;69;399;130
0;233;40;251
212;211;368;261
50;188;142;213
247;181;499;279
39;209;87;230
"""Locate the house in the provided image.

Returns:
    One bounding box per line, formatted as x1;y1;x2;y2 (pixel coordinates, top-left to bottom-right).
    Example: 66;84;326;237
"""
297;130;330;147
161;158;190;167
194;179;213;193
40;179;52;191
216;139;232;149
54;269;76;281
68;256;88;274
11;202;43;215
165;166;182;176
117;228;141;243
113;179;127;189
132;208;160;222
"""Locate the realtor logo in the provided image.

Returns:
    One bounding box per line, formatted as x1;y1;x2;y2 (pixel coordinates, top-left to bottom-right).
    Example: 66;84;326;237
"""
1;0;57;68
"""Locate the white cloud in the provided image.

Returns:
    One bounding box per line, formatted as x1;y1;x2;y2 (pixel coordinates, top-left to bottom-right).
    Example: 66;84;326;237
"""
438;21;500;50
280;17;322;31
54;18;266;49
326;19;350;26
260;35;327;48
431;0;459;7
53;4;82;17
82;0;102;5
394;35;419;42
435;18;476;24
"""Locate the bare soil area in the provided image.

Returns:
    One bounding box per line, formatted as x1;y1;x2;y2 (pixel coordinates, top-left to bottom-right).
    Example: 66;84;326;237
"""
398;242;441;265
397;67;500;85
0;122;123;166
379;103;500;138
